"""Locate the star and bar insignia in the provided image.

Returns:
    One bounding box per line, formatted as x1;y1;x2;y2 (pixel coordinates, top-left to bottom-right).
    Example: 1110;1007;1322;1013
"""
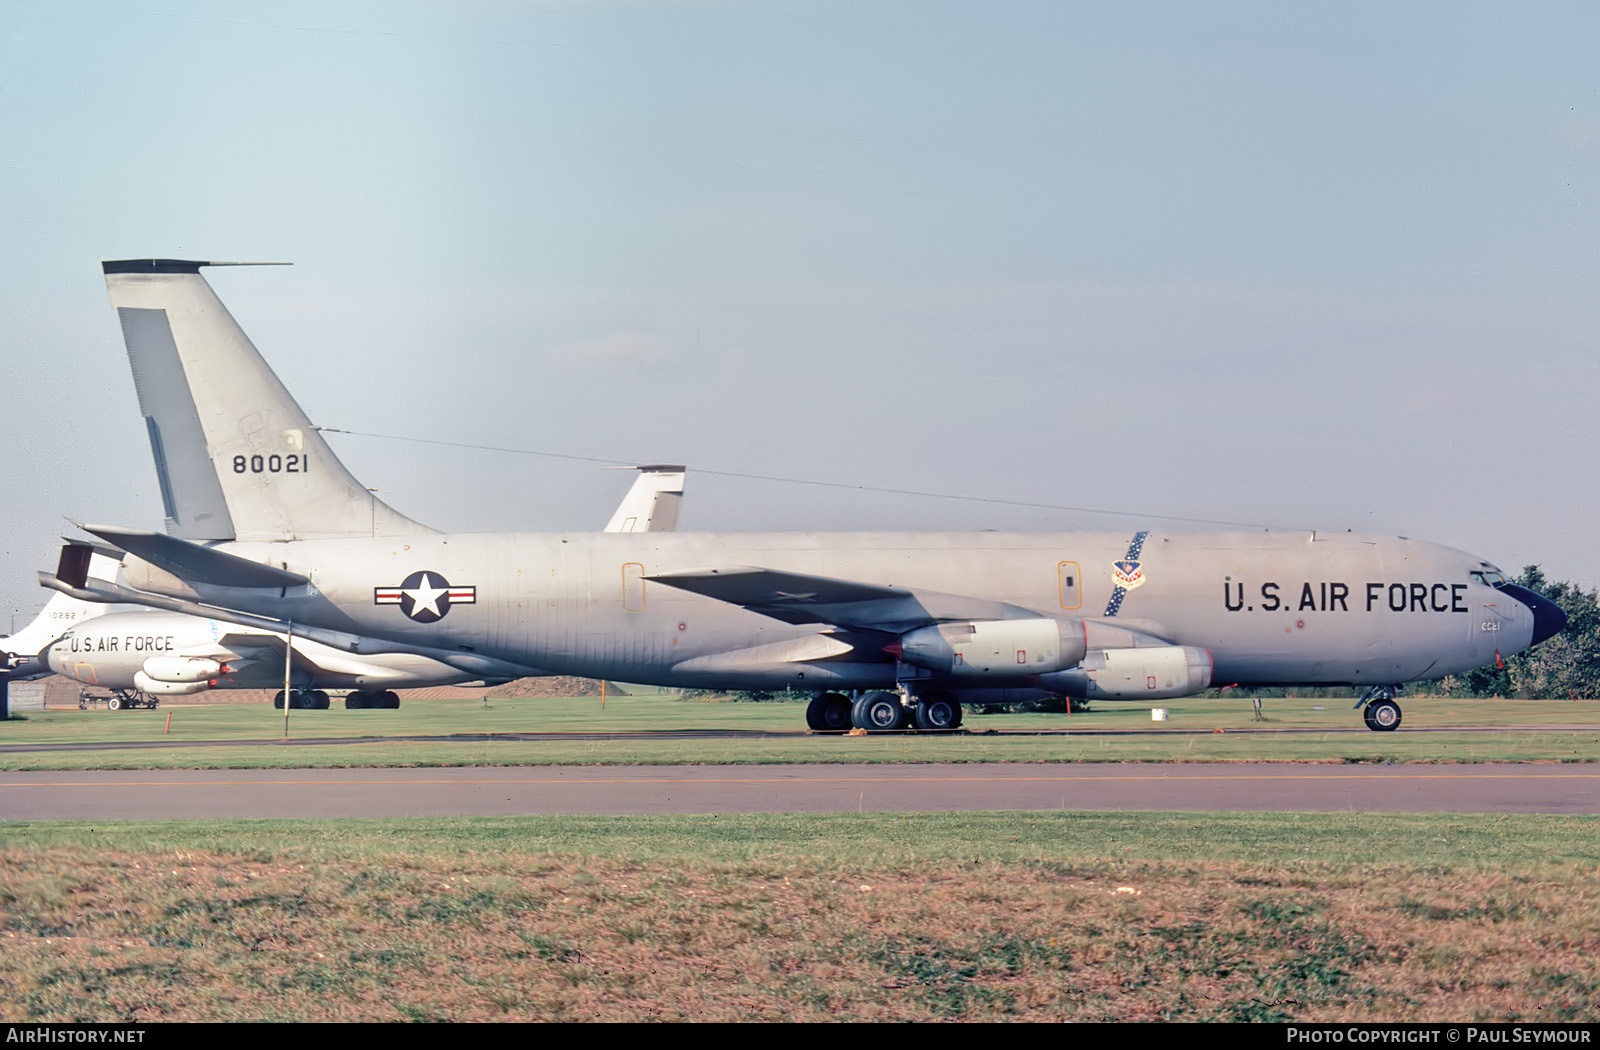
375;570;476;623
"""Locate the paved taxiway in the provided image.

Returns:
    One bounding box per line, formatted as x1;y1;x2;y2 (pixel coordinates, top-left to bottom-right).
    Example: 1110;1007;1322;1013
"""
2;763;1595;819
4;723;1596;755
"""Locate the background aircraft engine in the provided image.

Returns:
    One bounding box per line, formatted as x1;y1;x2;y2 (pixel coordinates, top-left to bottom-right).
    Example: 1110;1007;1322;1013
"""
897;618;1087;677
132;671;212;696
1040;645;1212;700
140;656;225;683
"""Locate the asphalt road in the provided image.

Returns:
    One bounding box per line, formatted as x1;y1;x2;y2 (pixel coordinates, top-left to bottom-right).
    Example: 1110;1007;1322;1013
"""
2;763;1595;819
4;723;1596;754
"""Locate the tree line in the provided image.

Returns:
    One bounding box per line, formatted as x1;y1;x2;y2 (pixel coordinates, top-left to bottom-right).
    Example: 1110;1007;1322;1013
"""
1423;566;1600;699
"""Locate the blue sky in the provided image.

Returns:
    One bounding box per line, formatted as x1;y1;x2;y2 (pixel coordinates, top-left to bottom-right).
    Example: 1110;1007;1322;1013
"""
3;1;1598;624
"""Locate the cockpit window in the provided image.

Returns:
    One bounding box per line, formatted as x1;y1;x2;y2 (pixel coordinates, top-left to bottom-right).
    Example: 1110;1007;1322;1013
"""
1470;570;1508;589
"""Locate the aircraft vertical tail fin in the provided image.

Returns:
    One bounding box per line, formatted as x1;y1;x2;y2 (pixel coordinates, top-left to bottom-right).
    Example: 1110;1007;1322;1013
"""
3;551;124;670
604;465;686;533
103;259;433;542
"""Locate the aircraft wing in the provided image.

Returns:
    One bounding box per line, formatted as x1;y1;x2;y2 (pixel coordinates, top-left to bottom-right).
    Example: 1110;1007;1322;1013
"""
210;631;417;684
646;566;1033;633
210;631;333;679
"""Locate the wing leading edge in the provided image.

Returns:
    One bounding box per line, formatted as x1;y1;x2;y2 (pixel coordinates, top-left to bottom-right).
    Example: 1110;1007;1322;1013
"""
645;565;1039;634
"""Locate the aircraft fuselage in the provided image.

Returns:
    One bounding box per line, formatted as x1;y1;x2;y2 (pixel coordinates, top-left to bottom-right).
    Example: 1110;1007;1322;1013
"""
145;529;1531;692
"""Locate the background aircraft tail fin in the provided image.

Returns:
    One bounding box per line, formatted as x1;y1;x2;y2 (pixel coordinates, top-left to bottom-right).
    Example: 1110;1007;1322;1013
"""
2;551;124;669
604;465;685;533
103;259;433;542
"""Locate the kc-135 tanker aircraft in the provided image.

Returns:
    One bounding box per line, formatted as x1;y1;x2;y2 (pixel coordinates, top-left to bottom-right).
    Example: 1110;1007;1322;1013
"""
38;259;1567;732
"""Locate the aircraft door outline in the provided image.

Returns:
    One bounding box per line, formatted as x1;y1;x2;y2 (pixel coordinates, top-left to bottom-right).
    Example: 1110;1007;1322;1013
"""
622;563;646;613
1058;561;1081;611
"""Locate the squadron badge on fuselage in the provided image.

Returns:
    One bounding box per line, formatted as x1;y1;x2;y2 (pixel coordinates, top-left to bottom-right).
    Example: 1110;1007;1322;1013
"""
1112;560;1146;589
375;571;476;623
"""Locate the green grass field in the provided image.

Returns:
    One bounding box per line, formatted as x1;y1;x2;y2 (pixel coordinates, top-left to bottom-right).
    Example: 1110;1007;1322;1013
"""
3;693;1596;769
6;698;1596;1021
3;813;1595;1022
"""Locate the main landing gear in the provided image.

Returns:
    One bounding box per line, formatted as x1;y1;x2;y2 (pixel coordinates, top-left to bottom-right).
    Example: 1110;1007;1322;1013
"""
273;689;330;710
270;689;400;710
81;688;158;711
805;690;964;733
345;690;401;710
1355;685;1403;732
805;692;853;731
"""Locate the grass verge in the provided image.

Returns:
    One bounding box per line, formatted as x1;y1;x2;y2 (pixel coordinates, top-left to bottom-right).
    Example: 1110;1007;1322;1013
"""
2;813;1596;1022
3;696;1596;770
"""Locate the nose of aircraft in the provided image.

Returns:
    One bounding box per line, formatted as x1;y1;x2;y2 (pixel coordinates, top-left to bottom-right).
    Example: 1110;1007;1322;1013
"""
1500;584;1567;647
43;640;71;676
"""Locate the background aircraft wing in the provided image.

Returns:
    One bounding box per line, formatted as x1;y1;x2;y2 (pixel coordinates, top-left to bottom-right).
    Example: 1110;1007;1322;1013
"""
646;566;1033;633
211;631;371;683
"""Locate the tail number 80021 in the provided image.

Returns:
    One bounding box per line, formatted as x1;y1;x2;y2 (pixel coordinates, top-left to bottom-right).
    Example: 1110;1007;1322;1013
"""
232;454;306;474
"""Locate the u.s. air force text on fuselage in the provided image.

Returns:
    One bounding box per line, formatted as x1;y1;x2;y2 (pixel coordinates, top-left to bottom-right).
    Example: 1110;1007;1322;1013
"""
1225;580;1472;613
59;632;177;654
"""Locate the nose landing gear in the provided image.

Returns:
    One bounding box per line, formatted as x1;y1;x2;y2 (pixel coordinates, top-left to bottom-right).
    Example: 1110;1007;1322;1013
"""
1355;685;1403;731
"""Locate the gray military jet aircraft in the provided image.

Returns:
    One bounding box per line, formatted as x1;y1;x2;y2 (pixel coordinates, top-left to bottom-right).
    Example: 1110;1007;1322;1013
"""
40;259;1567;733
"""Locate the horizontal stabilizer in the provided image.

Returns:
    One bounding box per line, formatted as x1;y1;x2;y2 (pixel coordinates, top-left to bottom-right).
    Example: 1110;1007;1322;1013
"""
37;571;544;681
647;566;1035;634
78;524;307;589
59;537;127;562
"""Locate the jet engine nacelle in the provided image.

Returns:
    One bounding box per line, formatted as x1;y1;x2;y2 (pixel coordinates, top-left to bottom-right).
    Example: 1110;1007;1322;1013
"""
1040;645;1213;700
140;656;224;684
898;617;1087;677
132;671;212;696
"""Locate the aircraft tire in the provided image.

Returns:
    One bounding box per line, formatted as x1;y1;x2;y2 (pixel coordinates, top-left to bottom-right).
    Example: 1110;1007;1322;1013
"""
914;695;963;731
308;690;330;710
377;690;401;709
272;691;285;709
851;691;908;732
107;696;123;712
345;692;368;710
1364;698;1402;732
806;692;853;731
